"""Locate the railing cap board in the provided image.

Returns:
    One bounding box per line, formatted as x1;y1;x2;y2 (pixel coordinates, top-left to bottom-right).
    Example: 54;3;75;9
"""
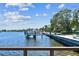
0;47;78;50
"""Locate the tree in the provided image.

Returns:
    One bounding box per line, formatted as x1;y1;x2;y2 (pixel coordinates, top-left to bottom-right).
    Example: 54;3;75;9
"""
70;9;79;31
50;9;72;33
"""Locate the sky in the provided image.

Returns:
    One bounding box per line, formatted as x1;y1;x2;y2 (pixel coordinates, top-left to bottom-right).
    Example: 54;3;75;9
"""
0;3;79;30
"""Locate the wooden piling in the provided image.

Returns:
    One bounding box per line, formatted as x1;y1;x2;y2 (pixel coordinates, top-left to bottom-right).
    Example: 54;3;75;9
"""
33;31;36;39
24;50;27;56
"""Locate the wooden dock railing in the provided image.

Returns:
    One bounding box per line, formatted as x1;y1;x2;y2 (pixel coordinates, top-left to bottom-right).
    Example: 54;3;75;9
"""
0;47;79;56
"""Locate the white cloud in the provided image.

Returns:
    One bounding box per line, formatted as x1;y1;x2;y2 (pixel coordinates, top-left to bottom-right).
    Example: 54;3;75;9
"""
43;13;47;16
5;3;35;11
5;3;20;7
58;4;64;9
36;13;39;16
3;11;31;22
27;3;35;8
52;12;57;15
46;4;51;9
35;13;47;16
19;8;29;11
5;3;35;8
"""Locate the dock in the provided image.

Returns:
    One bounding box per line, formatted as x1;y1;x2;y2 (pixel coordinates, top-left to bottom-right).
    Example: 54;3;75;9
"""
43;33;79;46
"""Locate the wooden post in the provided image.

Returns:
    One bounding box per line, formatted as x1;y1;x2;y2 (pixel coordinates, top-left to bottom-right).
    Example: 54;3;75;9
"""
33;31;36;40
50;50;54;56
24;50;27;56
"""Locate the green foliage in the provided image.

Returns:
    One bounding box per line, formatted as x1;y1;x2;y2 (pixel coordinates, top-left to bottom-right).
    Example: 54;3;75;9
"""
50;9;79;34
40;9;79;34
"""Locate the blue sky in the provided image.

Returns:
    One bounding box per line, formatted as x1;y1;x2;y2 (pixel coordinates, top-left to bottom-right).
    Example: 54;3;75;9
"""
0;3;79;30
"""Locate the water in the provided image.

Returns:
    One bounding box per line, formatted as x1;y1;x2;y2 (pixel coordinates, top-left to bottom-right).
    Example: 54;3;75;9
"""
0;32;77;56
0;32;26;56
0;32;26;47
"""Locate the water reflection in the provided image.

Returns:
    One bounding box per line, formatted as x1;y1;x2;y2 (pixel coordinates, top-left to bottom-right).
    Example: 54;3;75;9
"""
25;34;53;47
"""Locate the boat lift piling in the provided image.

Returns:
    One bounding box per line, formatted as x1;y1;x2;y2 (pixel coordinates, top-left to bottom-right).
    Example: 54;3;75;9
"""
24;30;37;40
24;30;30;39
33;31;36;40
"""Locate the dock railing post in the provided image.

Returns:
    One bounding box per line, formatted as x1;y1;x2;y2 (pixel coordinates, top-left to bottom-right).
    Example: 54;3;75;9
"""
0;47;79;56
24;50;27;56
50;50;54;56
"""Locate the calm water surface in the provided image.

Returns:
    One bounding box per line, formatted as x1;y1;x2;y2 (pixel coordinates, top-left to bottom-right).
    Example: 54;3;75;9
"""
0;32;66;56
